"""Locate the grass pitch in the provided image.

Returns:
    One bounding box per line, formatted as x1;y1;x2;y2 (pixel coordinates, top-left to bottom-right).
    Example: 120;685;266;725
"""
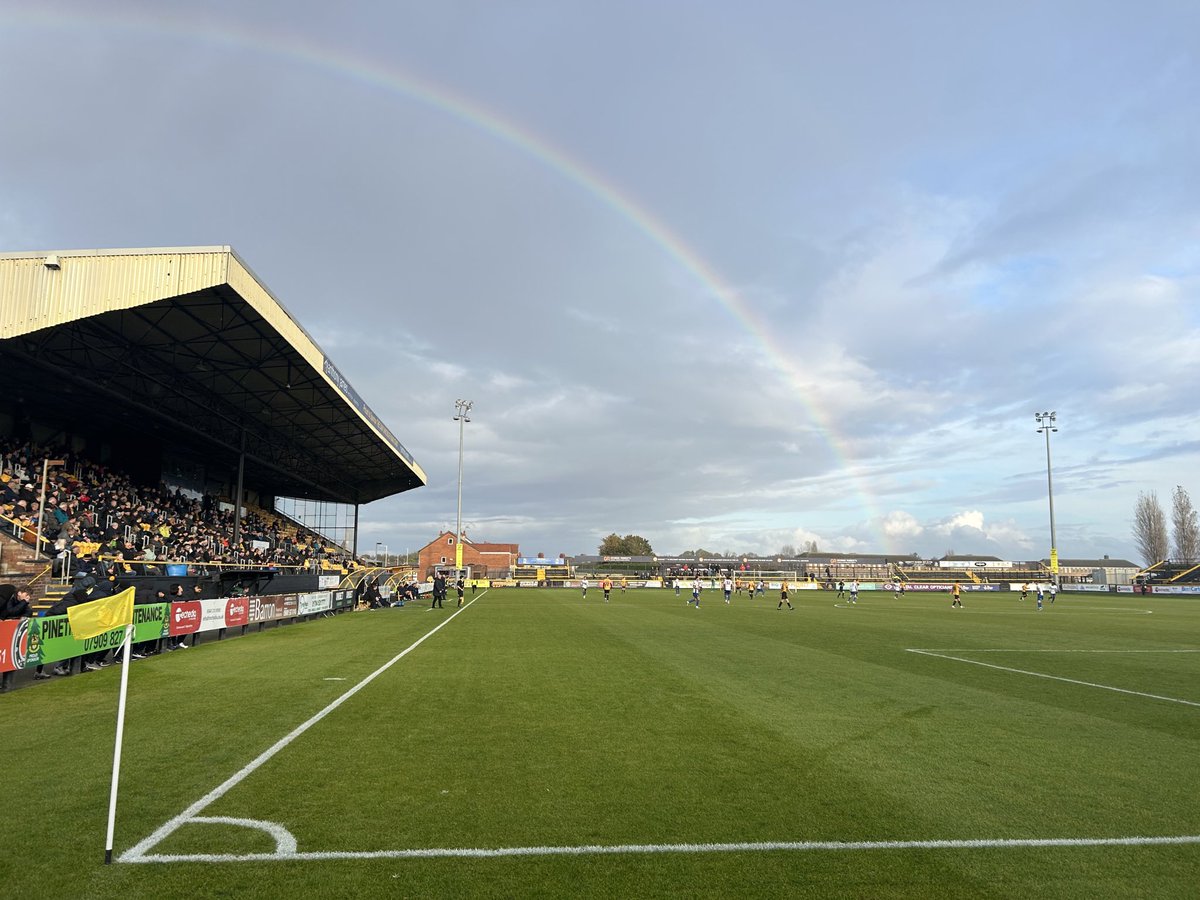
2;587;1198;898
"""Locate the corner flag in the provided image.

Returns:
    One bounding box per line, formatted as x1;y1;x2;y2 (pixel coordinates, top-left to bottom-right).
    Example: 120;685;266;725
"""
64;584;142;864
67;587;135;640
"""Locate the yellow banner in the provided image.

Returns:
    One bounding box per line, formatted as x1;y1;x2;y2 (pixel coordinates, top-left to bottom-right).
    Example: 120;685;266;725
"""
66;587;135;640
1050;549;1059;573
455;538;463;570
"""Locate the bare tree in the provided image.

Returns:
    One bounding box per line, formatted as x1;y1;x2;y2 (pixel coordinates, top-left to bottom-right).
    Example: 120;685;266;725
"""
803;540;820;554
1133;491;1169;565
1172;486;1199;564
779;544;797;557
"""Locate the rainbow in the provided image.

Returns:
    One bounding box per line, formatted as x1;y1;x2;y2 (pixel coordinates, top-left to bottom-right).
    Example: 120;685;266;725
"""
9;10;886;546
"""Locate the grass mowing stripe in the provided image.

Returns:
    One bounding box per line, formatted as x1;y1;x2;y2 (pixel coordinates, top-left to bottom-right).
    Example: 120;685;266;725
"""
120;592;486;862
907;648;1200;707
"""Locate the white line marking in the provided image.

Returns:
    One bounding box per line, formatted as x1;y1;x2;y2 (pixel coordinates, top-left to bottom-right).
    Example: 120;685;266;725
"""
121;833;1200;864
1027;607;1153;615
188;817;298;854
121;592;486;863
911;649;1199;654
1076;607;1155;613
907;649;1200;707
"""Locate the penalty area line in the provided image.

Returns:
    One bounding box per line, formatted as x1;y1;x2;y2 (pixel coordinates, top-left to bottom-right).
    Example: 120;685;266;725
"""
909;649;1200;654
120;591;487;863
122;833;1200;864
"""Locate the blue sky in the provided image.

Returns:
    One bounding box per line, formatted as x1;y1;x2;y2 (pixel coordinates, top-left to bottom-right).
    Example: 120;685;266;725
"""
2;1;1198;563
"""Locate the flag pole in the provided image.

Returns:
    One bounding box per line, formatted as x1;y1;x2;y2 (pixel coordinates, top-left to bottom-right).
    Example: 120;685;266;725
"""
104;623;135;864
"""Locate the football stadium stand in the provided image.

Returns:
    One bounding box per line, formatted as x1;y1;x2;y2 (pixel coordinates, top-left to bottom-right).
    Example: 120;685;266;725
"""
0;246;427;689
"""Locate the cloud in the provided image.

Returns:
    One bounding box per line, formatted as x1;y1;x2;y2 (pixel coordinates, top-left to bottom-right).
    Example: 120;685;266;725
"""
2;3;1198;567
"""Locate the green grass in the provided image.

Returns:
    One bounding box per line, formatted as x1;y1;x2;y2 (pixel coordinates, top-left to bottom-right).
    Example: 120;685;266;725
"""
2;587;1198;898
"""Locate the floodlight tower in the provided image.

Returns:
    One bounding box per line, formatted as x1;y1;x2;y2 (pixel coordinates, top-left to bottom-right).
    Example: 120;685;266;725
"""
1035;411;1059;586
454;399;473;574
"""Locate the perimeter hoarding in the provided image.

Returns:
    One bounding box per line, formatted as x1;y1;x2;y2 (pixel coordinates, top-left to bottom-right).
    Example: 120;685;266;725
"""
164;592;334;636
1;603;168;672
247;595;300;623
297;592;333;615
2;591;344;670
166;597;255;637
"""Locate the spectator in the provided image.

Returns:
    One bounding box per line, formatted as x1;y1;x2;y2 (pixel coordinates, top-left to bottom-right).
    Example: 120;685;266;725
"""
0;583;30;620
79;576;117;671
0;438;357;573
166;583;188;650
131;589;168;659
0;583;36;691
44;581;93;676
140;545;160;575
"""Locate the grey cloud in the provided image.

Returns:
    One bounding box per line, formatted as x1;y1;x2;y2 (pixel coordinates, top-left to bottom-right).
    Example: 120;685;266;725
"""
3;2;1199;564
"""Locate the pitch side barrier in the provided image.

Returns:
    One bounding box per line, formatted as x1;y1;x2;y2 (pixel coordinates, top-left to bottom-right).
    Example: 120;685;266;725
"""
0;589;356;678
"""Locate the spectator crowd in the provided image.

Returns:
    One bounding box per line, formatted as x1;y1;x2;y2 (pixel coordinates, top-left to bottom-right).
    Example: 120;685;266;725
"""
1;438;351;572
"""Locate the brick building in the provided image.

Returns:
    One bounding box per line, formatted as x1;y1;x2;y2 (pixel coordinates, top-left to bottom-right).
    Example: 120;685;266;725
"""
417;531;519;579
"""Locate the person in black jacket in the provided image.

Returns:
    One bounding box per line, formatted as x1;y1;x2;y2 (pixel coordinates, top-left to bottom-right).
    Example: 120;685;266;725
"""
132;589;168;658
0;583;32;620
166;583;189;651
45;582;93;676
363;580;384;609
0;584;36;691
79;576;119;671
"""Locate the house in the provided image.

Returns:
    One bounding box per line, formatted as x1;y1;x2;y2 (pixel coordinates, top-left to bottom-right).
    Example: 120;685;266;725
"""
416;531;519;579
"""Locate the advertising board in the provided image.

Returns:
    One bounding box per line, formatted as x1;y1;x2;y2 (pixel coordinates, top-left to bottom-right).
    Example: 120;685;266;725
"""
298;592;333;615
0;604;168;672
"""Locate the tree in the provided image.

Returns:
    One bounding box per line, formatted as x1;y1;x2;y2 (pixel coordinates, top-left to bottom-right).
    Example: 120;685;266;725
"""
779;544;797;557
803;540;820;554
598;533;623;555
1172;486;1199;564
598;533;655;556
1133;491;1169;565
624;534;654;556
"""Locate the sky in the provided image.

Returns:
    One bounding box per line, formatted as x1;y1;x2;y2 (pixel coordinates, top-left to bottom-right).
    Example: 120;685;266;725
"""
2;1;1198;565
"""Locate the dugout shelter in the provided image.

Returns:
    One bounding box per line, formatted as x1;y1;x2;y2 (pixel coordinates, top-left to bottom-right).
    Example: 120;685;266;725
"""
0;246;425;553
